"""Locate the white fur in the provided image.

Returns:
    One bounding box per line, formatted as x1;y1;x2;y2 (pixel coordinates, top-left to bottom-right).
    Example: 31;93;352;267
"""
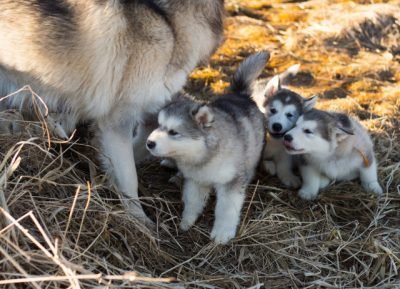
286;116;383;199
147;128;209;164
267;100;298;135
264;75;281;99
211;185;245;244
180;179;211;231
263;136;301;188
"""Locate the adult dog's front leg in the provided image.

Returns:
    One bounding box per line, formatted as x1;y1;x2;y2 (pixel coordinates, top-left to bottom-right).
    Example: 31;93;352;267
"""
97;118;151;224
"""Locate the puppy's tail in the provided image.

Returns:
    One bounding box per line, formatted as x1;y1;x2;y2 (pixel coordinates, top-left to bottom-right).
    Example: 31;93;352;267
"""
231;51;270;98
278;63;300;86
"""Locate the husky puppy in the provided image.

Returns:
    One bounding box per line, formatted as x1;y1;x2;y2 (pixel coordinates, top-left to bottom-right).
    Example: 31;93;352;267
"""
146;52;268;244
283;109;383;200
0;0;224;222
256;73;317;188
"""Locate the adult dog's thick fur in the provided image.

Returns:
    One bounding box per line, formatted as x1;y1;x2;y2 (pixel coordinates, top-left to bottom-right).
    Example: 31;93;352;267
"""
0;0;224;222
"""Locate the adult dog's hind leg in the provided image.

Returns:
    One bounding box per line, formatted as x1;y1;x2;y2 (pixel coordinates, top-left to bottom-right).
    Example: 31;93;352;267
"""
97;117;151;224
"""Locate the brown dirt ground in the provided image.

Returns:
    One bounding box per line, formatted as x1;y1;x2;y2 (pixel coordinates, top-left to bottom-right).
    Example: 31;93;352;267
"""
1;1;399;288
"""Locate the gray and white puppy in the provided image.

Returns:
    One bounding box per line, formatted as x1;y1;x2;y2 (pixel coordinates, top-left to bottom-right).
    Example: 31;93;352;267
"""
256;72;317;188
283;109;383;200
0;0;224;222
146;52;268;244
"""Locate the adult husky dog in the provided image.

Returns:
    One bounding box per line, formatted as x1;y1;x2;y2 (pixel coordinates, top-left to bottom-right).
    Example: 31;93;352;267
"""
0;0;224;222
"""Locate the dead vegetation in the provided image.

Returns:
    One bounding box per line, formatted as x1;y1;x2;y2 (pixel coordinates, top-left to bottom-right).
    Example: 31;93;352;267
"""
1;1;399;288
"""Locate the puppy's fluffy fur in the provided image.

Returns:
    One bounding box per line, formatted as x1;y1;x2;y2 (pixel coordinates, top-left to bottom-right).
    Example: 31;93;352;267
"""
283;109;383;200
253;70;317;188
147;52;268;244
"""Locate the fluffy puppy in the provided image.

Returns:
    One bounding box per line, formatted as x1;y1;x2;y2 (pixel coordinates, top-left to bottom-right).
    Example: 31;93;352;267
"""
283;109;383;200
146;52;268;244
254;71;317;188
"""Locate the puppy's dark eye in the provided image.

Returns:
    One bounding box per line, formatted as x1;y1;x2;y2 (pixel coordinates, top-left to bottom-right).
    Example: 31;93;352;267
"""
286;113;293;118
303;129;312;134
270;108;277;114
168;129;179;136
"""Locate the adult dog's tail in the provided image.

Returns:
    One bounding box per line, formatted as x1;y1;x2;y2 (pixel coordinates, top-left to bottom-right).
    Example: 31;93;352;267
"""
230;51;270;98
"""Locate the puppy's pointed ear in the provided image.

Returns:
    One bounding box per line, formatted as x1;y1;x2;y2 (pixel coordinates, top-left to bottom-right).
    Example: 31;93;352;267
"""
278;64;300;85
334;125;354;142
303;95;318;112
336;125;354;135
331;113;354;141
192;105;214;128
263;75;281;98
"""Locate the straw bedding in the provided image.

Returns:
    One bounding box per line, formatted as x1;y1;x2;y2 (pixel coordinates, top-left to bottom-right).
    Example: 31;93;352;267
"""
1;1;399;288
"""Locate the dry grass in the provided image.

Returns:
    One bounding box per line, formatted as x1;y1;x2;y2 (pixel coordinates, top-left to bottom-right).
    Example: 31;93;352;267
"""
1;1;400;288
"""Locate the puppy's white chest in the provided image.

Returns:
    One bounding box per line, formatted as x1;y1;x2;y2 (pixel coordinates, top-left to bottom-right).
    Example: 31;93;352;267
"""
265;136;285;158
181;157;237;185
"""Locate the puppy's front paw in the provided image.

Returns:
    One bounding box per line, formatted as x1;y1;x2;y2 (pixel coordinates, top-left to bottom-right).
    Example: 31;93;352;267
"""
298;188;319;201
160;159;176;169
168;172;183;187
364;181;383;195
210;226;236;244
281;174;301;188
319;176;331;189
179;217;195;231
263;160;276;175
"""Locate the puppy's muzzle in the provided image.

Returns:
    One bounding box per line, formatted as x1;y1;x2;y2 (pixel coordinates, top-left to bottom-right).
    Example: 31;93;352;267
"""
146;140;156;150
283;134;293;142
283;134;298;152
272;123;283;133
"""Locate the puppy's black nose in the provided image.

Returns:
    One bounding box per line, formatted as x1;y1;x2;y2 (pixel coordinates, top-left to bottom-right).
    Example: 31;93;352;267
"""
284;134;293;142
146;140;156;149
272;123;282;132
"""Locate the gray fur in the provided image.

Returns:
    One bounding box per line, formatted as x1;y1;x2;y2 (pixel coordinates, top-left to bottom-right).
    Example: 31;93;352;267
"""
231;52;270;97
0;0;224;222
147;52;267;244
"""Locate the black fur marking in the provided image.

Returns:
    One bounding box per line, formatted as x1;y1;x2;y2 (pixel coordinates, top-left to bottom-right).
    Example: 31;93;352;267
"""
121;0;175;53
265;89;303;112
33;0;76;44
332;112;352;129
230;77;250;100
212;93;257;122
303;109;332;141
36;0;73;19
136;0;170;26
